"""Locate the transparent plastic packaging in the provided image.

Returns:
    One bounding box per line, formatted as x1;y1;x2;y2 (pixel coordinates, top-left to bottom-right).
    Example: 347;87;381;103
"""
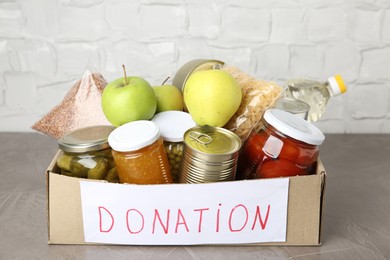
284;75;347;122
32;70;111;139
221;66;284;142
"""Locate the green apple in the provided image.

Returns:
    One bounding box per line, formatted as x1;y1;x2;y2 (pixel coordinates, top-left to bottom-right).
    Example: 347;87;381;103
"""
101;73;157;127
153;84;184;113
183;69;242;127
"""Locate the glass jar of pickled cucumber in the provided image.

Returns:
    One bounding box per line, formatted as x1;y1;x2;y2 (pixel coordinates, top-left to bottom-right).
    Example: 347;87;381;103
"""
108;120;173;185
152;111;196;183
56;125;118;182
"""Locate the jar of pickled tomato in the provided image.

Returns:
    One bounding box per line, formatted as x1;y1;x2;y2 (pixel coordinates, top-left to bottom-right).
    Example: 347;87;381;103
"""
108;120;173;184
236;109;325;179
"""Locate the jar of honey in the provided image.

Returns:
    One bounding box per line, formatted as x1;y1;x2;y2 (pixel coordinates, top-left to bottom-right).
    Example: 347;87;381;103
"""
108;120;173;184
236;109;325;179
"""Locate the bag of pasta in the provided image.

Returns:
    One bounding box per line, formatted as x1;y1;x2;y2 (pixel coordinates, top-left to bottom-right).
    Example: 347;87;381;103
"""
222;66;284;142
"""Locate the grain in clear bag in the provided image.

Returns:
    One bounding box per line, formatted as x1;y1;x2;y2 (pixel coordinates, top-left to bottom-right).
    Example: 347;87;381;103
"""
222;66;284;142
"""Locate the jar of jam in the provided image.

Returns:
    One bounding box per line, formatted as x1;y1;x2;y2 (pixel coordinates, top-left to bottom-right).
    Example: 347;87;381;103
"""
56;125;118;182
108;120;173;184
152;111;196;183
236;109;325;179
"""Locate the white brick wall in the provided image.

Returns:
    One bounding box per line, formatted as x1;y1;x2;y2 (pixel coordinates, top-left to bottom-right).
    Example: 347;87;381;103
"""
0;0;390;133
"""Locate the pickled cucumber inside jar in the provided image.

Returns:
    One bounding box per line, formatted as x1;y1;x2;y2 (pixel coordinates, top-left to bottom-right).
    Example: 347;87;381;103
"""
56;125;116;181
105;167;119;183
56;153;73;173
56;151;114;180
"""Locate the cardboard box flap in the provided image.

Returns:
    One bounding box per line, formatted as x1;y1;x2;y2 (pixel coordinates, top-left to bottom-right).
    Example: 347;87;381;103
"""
48;172;85;244
318;159;327;245
47;151;85;244
260;159;326;246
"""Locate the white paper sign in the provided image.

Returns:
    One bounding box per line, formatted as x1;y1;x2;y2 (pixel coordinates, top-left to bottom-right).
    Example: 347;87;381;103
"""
79;179;289;245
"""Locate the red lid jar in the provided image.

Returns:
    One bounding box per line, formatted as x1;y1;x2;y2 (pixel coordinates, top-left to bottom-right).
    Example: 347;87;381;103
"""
236;109;325;179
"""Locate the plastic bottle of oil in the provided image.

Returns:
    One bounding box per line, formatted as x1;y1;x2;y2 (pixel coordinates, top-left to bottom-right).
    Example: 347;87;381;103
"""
284;75;347;122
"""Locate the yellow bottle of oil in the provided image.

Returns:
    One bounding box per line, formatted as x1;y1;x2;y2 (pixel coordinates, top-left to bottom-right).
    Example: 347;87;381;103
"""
284;75;347;122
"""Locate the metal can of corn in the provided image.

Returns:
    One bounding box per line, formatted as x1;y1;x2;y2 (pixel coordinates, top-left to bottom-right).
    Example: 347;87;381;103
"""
179;126;242;184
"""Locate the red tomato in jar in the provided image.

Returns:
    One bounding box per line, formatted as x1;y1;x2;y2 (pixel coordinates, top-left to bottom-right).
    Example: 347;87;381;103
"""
244;132;268;164
236;133;269;180
278;138;319;167
256;159;305;179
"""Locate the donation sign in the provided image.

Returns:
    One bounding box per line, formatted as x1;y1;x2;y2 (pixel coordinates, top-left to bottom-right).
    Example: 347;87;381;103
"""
79;179;289;245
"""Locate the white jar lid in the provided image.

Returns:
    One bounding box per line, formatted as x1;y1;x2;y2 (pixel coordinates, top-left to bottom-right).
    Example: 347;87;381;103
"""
152;111;196;142
108;120;160;152
263;109;325;145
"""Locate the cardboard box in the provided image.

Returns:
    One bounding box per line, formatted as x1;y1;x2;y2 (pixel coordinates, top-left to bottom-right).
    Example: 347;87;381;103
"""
46;150;326;246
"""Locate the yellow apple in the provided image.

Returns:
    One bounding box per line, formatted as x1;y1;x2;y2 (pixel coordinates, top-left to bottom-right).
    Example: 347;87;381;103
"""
183;69;242;127
153;84;184;113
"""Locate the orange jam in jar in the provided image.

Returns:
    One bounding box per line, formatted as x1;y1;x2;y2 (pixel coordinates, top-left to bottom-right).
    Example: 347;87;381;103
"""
108;120;173;185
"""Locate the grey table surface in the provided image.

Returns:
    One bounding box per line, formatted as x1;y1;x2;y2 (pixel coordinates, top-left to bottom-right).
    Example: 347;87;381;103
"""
1;133;389;260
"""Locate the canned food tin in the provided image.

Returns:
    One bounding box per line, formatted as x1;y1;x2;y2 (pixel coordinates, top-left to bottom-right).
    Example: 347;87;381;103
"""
172;59;225;93
179;126;242;184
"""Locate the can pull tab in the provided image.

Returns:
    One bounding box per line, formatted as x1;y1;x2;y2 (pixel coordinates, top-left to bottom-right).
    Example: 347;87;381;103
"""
189;131;213;145
212;63;223;70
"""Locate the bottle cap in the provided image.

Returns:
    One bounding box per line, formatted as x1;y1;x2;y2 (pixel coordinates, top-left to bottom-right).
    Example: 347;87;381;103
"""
263;109;325;145
108;120;160;152
152;111;196;142
328;75;347;95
